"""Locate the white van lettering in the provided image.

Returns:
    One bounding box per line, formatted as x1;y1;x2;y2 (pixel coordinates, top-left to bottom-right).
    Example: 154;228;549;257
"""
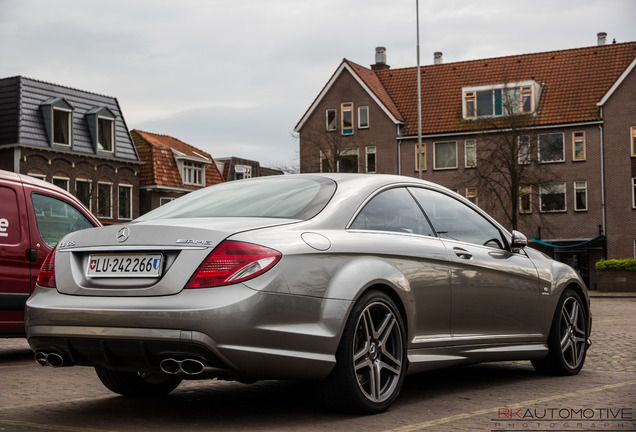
0;218;8;237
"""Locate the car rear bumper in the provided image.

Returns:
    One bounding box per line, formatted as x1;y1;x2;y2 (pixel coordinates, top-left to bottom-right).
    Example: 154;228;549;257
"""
26;285;350;380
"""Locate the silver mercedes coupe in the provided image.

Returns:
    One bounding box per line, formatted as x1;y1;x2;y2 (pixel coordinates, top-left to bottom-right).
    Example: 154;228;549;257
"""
26;174;591;413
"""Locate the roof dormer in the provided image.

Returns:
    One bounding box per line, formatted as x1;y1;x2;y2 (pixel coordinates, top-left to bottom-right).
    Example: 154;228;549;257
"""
462;81;542;120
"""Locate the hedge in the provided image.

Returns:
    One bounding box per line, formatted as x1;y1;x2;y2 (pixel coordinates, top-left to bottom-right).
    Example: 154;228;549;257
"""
595;259;636;271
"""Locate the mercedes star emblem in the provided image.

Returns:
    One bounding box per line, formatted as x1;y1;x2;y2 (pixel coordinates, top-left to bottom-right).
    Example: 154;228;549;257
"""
116;227;130;243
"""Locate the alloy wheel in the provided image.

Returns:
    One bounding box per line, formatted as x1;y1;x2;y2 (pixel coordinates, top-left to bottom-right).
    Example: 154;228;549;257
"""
559;296;587;370
352;300;404;403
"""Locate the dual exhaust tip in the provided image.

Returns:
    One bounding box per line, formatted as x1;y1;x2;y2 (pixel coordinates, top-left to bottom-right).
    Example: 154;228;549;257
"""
35;352;205;376
35;352;65;367
160;358;206;375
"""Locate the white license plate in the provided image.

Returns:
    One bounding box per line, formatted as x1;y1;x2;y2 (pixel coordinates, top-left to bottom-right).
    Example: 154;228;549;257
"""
87;254;164;278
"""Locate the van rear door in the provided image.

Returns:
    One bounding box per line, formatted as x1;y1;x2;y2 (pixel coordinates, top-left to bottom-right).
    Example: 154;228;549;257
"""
0;176;32;335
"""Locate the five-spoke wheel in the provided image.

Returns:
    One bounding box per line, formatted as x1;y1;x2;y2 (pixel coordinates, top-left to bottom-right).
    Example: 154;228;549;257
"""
319;290;406;413
532;289;589;375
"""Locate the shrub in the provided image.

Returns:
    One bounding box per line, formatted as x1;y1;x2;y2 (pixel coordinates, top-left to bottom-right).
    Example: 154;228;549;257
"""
595;259;636;271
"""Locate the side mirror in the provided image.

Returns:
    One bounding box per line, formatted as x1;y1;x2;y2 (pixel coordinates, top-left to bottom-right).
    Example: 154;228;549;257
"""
511;230;528;252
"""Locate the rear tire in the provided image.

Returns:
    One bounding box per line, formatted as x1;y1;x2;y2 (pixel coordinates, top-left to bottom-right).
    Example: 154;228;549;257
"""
319;290;406;414
95;367;182;397
532;289;588;375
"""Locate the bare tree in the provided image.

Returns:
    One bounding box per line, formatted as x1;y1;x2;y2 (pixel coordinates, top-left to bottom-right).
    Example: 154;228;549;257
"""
461;84;556;231
297;124;357;173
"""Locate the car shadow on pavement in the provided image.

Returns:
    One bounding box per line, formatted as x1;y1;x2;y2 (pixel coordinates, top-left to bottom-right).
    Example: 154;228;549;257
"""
36;361;544;430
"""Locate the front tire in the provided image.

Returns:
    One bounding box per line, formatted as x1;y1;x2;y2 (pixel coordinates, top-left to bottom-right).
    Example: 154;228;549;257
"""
320;290;406;414
532;289;588;375
95;367;182;397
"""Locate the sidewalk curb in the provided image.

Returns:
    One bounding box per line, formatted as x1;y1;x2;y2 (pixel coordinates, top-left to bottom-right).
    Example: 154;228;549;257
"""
588;291;636;298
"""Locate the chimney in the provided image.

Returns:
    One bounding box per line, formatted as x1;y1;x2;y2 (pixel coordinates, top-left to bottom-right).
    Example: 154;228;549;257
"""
434;51;443;65
371;47;390;71
597;32;607;46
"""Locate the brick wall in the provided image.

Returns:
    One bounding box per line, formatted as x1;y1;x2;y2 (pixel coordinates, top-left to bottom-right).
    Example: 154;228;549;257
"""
18;147;140;224
602;67;636;258
299;70;398;174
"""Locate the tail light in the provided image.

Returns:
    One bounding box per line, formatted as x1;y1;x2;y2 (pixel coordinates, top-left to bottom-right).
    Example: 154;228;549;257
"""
37;245;57;288
186;241;282;289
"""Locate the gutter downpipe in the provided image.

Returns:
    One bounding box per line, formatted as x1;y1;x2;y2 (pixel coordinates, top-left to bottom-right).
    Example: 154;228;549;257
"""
598;113;606;237
416;0;423;179
397;135;402;175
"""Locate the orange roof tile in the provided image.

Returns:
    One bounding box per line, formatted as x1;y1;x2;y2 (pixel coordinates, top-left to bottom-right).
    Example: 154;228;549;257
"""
300;42;636;136
131;130;224;189
373;42;636;135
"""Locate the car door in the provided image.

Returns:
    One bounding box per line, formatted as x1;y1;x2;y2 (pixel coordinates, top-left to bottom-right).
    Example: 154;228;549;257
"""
409;187;541;344
0;176;32;335
349;186;452;348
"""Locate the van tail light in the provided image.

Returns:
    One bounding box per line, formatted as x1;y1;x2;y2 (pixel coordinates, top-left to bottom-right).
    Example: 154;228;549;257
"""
37;245;57;288
186;241;281;289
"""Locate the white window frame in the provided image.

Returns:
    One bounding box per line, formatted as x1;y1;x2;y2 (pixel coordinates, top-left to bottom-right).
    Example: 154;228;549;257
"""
160;197;175;206
365;146;376;173
358;106;369;129
462;81;539;119
97;116;115;153
118;184;133;220
183;161;205;185
28;172;46;181
632;178;636;209
53;107;72;146
234;165;251;180
51;176;69;191
538;132;565;163
326;109;337;131
540;182;567;213
464;139;476;168
97;182;113;219
518;135;531;165
574;181;588;212
337;148;359;173
433;141;458;170
631;127;636;157
75;178;92;211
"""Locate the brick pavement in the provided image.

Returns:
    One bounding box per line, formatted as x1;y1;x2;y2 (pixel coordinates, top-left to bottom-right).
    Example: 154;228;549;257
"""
0;297;634;432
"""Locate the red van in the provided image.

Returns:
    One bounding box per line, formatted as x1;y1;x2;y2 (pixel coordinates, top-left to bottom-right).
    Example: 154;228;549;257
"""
0;170;101;336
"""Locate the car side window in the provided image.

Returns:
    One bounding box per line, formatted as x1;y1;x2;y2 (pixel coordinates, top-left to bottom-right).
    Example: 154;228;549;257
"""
350;187;434;236
408;187;506;249
31;193;95;247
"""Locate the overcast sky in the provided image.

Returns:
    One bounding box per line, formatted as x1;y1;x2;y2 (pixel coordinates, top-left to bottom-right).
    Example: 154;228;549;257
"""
1;0;634;169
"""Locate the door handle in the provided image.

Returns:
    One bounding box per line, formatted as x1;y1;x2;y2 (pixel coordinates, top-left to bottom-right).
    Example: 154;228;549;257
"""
453;247;472;260
26;249;38;263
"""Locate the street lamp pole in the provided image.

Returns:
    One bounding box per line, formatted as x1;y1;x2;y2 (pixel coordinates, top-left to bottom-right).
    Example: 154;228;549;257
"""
416;0;423;179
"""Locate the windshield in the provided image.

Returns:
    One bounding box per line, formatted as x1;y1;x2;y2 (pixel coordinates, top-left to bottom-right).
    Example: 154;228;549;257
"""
137;176;336;221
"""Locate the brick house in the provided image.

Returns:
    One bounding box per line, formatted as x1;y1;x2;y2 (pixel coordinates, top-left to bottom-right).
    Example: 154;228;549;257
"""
0;76;142;224
214;157;285;181
130;130;224;215
295;39;636;288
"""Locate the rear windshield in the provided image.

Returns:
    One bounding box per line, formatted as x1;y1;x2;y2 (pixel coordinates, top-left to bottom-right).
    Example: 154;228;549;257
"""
136;177;336;221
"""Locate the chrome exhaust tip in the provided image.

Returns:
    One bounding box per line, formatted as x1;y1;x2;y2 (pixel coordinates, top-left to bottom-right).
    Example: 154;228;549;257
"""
181;359;205;375
35;352;48;366
160;358;206;375
34;352;65;367
160;358;181;374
